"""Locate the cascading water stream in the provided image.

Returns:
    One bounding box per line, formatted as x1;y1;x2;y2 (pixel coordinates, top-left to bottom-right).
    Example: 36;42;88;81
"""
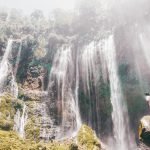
11;40;22;98
48;45;81;139
102;35;136;150
11;75;18;98
0;39;13;93
0;39;27;138
79;41;108;132
13;104;28;138
80;42;99;94
14;40;22;76
79;42;100;128
74;48;82;131
0;39;22;98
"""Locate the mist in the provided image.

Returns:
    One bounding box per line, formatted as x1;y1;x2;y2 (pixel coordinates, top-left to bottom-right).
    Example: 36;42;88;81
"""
0;0;150;150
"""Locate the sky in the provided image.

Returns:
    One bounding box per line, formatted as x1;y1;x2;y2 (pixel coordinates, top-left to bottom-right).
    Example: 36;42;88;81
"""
1;0;76;15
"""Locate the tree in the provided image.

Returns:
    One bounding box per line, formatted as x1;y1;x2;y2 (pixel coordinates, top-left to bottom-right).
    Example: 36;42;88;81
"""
31;9;44;21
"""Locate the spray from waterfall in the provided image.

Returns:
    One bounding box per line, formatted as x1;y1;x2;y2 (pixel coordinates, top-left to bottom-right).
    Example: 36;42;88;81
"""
102;35;136;150
139;32;150;68
137;26;150;97
13;104;28;138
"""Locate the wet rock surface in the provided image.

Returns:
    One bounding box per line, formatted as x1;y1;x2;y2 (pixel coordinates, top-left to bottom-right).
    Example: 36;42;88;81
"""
23;66;46;90
139;116;150;150
139;116;150;141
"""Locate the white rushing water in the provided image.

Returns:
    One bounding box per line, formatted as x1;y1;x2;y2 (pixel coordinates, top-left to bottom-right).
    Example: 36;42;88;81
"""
79;41;107;131
0;39;21;98
75;49;82;131
0;39;13;92
11;75;18;98
14;40;22;76
49;45;81;139
13;104;28;138
102;35;136;150
80;42;100;94
11;40;22;98
79;41;108;96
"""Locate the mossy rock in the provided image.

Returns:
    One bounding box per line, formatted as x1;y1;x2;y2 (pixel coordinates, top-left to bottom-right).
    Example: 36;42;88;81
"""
139;116;150;143
18;89;31;101
77;125;101;150
69;143;78;150
0;119;14;130
18;89;41;102
34;47;46;59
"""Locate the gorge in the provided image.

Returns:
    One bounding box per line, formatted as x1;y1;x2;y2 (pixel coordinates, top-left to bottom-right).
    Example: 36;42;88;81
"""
0;0;150;150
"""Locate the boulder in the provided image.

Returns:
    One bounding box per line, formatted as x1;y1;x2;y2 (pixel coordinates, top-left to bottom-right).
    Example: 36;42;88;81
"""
139;116;150;144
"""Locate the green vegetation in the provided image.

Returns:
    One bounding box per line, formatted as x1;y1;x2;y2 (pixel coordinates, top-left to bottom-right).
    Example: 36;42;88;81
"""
0;125;102;150
0;130;71;150
25;116;40;141
77;125;101;150
0;93;23;131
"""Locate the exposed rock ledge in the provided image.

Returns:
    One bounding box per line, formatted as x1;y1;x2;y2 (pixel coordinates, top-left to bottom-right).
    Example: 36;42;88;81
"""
138;115;150;150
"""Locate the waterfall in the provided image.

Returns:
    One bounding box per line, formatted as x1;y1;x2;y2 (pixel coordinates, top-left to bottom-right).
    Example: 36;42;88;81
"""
14;41;22;76
79;41;107;132
75;49;82;131
13;104;28;138
0;39;13;93
11;40;22;98
102;35;136;150
80;42;100;94
48;45;81;139
0;39;21;98
11;75;18;98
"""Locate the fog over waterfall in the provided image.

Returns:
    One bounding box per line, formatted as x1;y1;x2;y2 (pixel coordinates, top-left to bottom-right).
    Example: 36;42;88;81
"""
0;0;150;150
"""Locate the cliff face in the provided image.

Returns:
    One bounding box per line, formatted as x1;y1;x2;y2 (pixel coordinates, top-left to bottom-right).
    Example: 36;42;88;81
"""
0;25;147;147
0;92;102;150
1;4;150;149
0;31;113;138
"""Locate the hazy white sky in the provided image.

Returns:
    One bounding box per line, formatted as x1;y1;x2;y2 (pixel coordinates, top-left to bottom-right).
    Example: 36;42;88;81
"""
1;0;76;15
